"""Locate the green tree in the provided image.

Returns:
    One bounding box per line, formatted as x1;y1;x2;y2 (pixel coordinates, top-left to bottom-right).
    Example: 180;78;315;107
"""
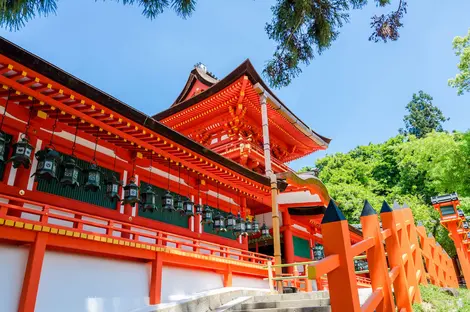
306;130;470;256
448;28;470;96
399;91;448;138
0;0;407;88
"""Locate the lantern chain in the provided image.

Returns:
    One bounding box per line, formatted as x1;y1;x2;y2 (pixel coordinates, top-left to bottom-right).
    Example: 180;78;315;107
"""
167;159;171;190
148;156;153;184
48;114;59;148
23;104;34;139
71;119;79;157
0;88;11;131
92;135;99;164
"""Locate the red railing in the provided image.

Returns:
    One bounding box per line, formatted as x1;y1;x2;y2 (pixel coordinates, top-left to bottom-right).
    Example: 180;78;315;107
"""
0;194;273;266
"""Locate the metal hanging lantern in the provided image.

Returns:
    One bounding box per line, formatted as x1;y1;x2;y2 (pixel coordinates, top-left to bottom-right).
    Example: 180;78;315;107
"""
213;212;226;232
105;173;122;202
183;197;194;216
182;169;194;216
467;232;470;240
195;175;202;215
32;147;62;182
245;217;253;235
201;204;213;225
458;209;465;218
84;137;101;192
252;217;260;233
260;222;271;240
226;211;236;231
162;190;174;212
195;202;203;215
123;177;140;206
140;185;158;213
7;135;34;169
32;114;62;182
60;157;81;188
464;221;469;229
233;212;245;237
0;132;10;162
60;119;82;188
84;163;101;192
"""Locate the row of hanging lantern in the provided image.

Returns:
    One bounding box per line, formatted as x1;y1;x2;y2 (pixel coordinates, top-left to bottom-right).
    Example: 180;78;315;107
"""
0;89;35;170
0;91;271;240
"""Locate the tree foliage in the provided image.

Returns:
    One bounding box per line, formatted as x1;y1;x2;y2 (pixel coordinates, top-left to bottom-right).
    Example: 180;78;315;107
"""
399;91;447;138
0;0;408;89
448;28;470;96
306;131;470;257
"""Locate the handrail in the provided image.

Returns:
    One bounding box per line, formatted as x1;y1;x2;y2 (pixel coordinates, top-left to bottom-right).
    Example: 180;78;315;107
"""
0;193;273;266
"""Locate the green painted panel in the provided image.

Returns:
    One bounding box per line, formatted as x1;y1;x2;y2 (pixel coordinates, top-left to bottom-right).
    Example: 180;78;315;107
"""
137;181;189;228
0;132;12;181
203;207;237;240
36;152;119;210
293;236;311;259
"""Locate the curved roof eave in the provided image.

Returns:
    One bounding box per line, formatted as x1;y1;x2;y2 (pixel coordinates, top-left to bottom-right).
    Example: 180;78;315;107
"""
152;59;331;147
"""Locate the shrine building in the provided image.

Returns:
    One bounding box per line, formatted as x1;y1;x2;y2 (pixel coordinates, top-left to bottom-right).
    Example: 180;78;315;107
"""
0;38;362;312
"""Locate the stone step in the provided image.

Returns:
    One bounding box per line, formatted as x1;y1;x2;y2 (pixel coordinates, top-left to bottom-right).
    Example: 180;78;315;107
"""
251;291;329;303
241;298;330;310
232;307;331;312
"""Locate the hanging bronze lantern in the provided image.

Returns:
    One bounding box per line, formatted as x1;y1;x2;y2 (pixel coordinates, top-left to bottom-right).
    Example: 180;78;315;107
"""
201;204;213;224
140;185;158;213
195;202;203;215
105;173;122;202
213;212;226;232
245;217;253;235
183;197;194;216
84;163;101;192
182;168;194;216
174;195;184;214
162;190;174;212
233;212;245;237
60;157;81;188
252;217;260;233
32;147;62;182
123;177;139;206
0;132;10;162
226;211;236;231
260;222;271;240
7;135;34;169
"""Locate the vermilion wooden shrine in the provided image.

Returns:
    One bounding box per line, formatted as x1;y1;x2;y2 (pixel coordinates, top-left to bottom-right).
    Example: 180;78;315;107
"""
0;38;362;312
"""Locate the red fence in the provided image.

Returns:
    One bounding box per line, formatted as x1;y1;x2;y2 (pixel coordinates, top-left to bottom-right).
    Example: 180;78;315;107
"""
302;200;458;312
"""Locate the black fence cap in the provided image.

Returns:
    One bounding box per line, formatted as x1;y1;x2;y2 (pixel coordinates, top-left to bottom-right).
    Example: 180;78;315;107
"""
361;200;377;217
322;199;346;224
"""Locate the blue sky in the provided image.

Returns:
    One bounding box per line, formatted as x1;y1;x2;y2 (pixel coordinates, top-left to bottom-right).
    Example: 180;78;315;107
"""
1;0;469;171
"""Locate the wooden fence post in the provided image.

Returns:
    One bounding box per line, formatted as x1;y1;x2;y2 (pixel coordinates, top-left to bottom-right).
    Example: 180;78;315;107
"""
360;201;395;312
380;201;413;311
402;204;428;286
393;203;422;304
321;200;361;312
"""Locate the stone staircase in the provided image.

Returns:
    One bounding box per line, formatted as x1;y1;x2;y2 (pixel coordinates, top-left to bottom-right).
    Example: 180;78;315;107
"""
216;291;331;312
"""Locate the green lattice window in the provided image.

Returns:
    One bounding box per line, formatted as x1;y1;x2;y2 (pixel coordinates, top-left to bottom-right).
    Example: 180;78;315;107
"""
293;236;311;259
36;152;119;210
0;132;12;181
137;181;189;228
203;207;237;240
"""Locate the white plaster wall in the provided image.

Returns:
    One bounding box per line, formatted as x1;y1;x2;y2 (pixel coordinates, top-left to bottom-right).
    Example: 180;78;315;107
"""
161;266;223;303
35;251;149;312
232;275;269;289
0;244;29;312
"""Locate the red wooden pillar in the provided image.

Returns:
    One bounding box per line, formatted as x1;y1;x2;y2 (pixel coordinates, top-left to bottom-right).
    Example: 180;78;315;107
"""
223;265;233;287
282;208;294;274
448;221;470;289
360;200;395;312
321;200;361;312
149;253;163;305
18;232;48;312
